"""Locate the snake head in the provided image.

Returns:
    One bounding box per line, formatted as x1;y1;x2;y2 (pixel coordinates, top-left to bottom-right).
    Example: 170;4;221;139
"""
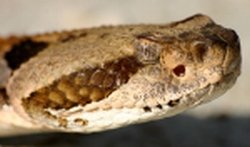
2;14;241;134
132;14;241;118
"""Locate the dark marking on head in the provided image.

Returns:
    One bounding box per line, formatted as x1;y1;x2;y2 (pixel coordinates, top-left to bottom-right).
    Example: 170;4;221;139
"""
169;14;213;28
193;42;208;62
219;29;240;49
136;32;175;44
167;99;180;107
4;39;48;70
207;33;227;49
61;32;87;42
178;32;191;38
134;33;168;64
143;106;152;112
99;33;110;39
136;33;158;42
201;23;240;49
156;104;163;109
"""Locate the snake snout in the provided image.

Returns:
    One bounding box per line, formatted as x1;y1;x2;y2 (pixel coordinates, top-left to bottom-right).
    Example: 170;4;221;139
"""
219;29;241;76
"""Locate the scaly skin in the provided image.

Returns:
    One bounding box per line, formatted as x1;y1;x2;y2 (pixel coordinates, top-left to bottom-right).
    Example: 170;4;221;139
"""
0;14;241;136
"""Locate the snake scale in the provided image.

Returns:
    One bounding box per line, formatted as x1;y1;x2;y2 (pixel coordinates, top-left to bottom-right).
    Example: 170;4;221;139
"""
0;14;241;136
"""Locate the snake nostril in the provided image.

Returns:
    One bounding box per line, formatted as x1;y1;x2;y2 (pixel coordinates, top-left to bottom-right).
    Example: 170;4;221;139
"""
173;64;185;77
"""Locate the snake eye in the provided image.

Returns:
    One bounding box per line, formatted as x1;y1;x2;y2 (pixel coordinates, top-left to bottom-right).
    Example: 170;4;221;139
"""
173;64;185;77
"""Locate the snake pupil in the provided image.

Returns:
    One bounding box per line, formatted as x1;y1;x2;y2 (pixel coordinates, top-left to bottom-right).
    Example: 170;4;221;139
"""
173;65;185;77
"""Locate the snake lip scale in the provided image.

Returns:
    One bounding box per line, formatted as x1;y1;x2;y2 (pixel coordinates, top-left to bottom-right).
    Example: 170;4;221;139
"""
0;14;241;136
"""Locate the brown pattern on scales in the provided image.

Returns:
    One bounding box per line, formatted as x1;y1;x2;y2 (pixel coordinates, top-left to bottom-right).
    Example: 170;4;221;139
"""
22;56;143;111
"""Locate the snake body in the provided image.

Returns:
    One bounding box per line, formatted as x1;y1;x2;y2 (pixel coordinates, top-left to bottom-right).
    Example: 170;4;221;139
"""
0;14;241;135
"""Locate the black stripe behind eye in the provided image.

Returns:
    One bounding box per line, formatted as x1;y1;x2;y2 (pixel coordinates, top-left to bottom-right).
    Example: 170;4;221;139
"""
4;39;48;70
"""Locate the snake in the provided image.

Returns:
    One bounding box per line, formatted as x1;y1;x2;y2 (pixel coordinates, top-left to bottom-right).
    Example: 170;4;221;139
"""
0;14;241;136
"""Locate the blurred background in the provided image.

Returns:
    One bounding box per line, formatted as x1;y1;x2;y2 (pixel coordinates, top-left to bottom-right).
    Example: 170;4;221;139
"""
0;0;249;146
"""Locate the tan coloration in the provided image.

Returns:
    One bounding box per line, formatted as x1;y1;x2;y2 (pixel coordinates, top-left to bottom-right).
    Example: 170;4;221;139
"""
0;14;241;135
89;87;104;101
65;87;81;103
58;117;68;128
48;91;64;105
79;87;90;97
